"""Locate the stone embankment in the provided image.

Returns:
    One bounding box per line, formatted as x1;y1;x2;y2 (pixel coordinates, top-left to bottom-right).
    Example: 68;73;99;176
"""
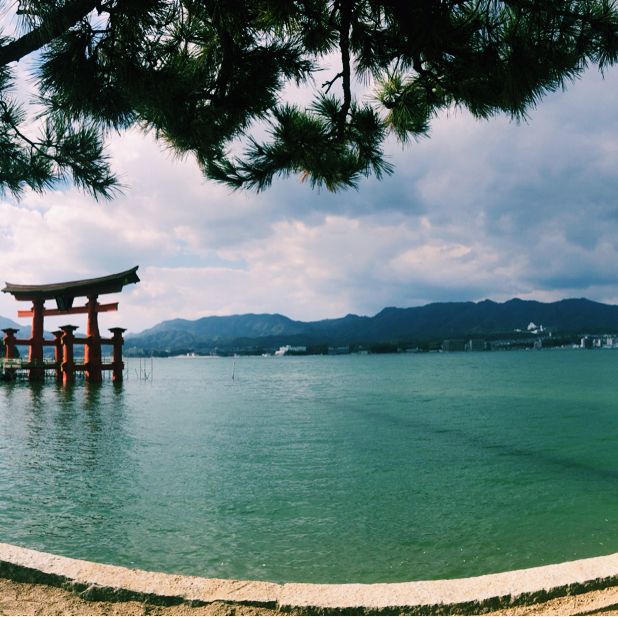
3;542;618;615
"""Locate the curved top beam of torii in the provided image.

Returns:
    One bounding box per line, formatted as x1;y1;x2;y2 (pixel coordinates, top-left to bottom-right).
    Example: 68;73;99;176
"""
2;266;139;310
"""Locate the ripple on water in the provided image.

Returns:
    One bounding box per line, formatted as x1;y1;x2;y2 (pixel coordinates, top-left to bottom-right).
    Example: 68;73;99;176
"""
1;351;618;583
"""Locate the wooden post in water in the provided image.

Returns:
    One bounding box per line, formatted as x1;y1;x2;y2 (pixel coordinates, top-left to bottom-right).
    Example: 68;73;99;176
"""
29;299;45;381
108;328;126;382
2;328;18;360
2;328;19;380
84;295;102;383
60;325;78;385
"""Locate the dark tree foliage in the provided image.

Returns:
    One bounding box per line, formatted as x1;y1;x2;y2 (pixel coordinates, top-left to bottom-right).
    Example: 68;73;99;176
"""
1;0;618;198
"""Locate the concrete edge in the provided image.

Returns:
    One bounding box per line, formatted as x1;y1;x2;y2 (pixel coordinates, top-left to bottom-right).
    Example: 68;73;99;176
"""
2;542;618;614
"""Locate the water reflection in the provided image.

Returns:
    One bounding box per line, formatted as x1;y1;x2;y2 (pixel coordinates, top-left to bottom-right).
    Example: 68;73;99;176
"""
83;382;103;437
0;380;140;563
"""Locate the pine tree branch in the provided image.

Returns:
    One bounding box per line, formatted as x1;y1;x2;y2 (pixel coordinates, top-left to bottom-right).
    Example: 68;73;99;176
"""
0;98;49;160
507;0;607;25
0;0;99;67
338;0;352;138
322;71;343;94
0;97;116;198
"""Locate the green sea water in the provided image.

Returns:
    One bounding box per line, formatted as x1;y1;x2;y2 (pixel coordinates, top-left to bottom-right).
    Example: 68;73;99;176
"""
1;349;618;583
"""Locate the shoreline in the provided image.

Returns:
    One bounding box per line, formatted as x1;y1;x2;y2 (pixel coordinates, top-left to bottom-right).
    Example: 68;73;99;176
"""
2;577;618;616
3;543;618;615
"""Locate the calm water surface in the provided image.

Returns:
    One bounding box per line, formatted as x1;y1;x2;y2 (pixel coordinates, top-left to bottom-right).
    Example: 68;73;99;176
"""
1;350;618;583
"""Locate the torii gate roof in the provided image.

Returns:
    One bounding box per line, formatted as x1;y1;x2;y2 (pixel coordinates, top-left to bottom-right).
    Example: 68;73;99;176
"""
2;266;139;307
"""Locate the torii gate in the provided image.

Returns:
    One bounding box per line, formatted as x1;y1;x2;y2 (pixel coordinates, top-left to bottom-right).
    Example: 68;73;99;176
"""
1;266;139;383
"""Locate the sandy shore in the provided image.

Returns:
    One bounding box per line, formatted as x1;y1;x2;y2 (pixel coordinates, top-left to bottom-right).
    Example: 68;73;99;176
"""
0;577;280;616
2;576;618;616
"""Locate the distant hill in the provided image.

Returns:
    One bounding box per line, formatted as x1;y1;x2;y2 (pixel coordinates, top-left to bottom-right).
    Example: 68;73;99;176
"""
138;313;304;343
0;316;23;331
124;298;618;354
0;316;69;343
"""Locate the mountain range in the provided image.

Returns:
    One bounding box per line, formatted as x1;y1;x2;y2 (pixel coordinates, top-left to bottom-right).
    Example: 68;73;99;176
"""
0;316;64;342
122;298;618;354
0;316;22;332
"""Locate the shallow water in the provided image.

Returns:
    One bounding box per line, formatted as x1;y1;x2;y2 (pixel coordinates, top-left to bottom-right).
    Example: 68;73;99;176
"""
1;350;618;583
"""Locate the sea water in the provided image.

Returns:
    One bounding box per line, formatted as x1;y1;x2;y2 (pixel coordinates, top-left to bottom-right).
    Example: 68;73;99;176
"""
1;349;618;583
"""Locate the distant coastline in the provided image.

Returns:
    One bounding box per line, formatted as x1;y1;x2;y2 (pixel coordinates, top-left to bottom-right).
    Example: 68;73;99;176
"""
121;297;618;357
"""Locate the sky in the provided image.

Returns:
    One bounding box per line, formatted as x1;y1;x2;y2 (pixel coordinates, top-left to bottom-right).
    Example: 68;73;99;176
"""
2;51;618;333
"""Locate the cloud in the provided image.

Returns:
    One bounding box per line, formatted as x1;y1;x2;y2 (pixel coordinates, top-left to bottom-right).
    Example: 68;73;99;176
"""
3;65;618;333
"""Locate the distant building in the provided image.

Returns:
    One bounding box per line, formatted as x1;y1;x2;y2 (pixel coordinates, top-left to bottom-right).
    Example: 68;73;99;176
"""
466;339;486;352
526;322;545;334
274;345;307;356
490;337;536;351
328;346;350;355
581;337;593;349
442;339;466;352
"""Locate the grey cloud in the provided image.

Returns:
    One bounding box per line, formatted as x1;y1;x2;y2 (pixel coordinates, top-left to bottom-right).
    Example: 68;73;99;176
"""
265;167;427;222
6;65;618;330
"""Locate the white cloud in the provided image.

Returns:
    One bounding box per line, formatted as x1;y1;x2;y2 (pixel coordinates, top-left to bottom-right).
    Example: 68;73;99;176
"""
3;66;618;333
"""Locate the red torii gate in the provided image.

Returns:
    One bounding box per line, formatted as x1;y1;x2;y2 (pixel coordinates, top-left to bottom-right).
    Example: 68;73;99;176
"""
1;266;139;383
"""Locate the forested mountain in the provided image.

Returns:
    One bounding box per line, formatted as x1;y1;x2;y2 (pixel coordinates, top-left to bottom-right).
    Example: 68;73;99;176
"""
0;316;22;331
124;298;618;354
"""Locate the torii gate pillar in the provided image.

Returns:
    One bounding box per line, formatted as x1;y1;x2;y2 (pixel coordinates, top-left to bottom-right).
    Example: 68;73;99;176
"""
29;299;45;381
109;327;126;382
2;328;18;380
2;328;18;360
60;325;78;385
84;295;102;383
